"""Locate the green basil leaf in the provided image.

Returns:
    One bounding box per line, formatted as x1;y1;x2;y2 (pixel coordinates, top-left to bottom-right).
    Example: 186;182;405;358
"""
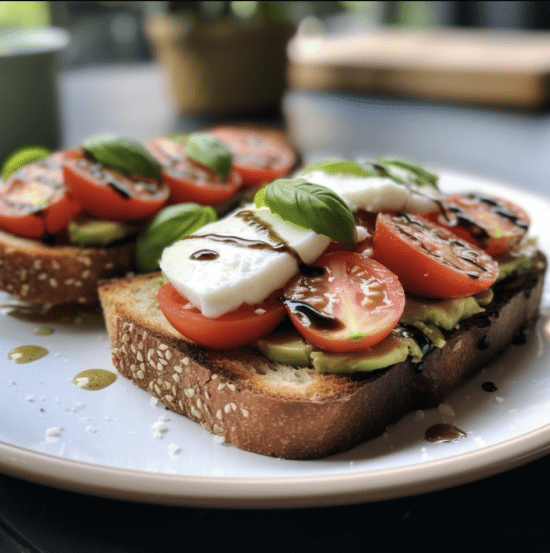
136;203;217;272
185;132;232;181
255;178;357;250
378;157;438;189
363;161;407;185
81;134;162;180
300;158;373;177
170;132;187;143
1;146;51;180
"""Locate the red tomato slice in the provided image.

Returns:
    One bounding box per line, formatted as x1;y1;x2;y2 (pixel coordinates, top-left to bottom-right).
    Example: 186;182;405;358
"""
373;212;499;299
424;193;530;257
157;283;286;349
282;252;405;353
209;127;295;187
145;138;242;205
323;209;376;257
0;151;81;239
63;150;169;222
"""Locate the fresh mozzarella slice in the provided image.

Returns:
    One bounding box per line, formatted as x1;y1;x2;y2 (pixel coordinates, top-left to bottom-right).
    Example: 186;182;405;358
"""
301;170;441;213
160;208;331;318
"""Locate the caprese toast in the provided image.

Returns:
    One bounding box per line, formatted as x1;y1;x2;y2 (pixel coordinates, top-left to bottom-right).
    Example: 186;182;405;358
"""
99;157;546;459
0;126;297;304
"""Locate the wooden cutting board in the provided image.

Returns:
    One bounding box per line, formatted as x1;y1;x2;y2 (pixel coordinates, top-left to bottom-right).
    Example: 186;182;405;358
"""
287;27;550;110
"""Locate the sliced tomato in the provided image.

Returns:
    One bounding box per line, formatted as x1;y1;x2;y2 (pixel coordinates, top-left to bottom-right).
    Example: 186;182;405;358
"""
282;252;405;353
0;151;81;239
424;193;530;257
373;212;499;299
157;284;286;349
145;138;242;205
209;127;295;187
323;209;376;257
63;150;169;222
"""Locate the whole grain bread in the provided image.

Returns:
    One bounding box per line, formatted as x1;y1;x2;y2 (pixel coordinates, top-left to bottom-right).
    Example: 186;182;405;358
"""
98;253;546;460
0;229;135;305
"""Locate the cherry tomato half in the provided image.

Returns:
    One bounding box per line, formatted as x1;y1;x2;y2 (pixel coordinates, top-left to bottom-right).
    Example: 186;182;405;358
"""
324;209;376;257
373;212;499;299
0;151;81;238
424;193;530;257
146;138;242;205
282;251;405;353
63;150;169;222
209;127;296;187
157;284;286;349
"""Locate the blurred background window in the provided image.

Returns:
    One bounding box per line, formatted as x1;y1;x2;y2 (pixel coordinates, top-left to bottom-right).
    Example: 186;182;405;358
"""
1;2;549;70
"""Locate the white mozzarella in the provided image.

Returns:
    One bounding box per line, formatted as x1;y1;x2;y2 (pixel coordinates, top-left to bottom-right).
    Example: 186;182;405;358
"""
160;208;331;318
301;170;441;213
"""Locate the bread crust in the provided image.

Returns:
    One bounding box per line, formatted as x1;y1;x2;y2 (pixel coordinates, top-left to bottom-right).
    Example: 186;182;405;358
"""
0;229;135;304
99;254;546;459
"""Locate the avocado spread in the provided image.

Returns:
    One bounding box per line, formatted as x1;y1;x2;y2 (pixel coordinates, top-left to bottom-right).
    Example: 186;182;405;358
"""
68;219;136;246
257;256;528;374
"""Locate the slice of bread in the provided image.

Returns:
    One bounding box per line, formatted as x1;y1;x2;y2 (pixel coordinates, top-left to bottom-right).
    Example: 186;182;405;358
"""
0;229;135;305
98;253;546;460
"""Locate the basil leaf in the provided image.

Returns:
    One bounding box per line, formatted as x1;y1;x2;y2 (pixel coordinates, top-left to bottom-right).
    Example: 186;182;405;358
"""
1;146;51;180
301;158;373;177
170;132;188;143
364;161;407;185
255;178;357;250
81;134;162;180
136;203;217;272
378;157;438;189
185;132;232;181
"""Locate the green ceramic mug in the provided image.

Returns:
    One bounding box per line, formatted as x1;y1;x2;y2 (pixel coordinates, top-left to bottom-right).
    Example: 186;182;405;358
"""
0;27;69;167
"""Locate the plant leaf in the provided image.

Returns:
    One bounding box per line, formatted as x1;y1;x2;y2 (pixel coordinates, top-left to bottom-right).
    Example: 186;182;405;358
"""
378;157;438;189
185;132;232;181
1;146;51;180
301;158;373;177
255;178;357;249
81;134;162;180
135;203;217;272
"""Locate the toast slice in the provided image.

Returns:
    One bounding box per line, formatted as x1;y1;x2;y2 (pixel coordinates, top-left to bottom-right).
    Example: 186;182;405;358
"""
0;229;135;305
98;252;546;459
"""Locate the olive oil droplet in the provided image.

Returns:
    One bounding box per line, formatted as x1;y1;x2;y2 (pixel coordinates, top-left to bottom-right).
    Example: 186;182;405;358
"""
8;345;48;364
74;369;117;390
34;326;54;335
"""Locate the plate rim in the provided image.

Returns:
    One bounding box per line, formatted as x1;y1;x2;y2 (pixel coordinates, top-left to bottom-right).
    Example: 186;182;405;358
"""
1;420;549;508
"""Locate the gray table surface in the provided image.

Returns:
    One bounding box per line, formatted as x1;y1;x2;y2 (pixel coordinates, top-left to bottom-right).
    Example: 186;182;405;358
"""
1;62;550;552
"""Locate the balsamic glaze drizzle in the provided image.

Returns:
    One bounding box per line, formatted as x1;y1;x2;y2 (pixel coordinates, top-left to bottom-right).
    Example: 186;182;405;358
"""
278;297;341;329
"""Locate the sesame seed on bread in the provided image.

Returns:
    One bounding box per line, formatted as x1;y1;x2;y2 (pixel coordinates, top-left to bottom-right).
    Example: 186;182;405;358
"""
98;252;546;459
0;228;135;305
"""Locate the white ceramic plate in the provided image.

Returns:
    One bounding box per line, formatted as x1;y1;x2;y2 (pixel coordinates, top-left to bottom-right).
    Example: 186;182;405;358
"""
1;172;550;508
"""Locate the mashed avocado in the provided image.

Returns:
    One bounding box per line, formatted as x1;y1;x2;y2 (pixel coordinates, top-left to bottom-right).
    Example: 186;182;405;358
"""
258;255;529;374
68;219;136;246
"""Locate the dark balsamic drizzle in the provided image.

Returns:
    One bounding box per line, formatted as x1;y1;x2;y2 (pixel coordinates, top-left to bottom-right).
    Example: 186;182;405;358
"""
41;232;56;246
393;213;492;279
478;335;490;350
469;193;529;230
513;328;527;344
190;249;219;261
77;158;159;199
278;297;341;330
425;424;467;443
186;209;324;277
482;381;498;392
394;323;434;373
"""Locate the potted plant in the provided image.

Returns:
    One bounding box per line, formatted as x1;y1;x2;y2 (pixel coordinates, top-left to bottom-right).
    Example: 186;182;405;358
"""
144;1;297;116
